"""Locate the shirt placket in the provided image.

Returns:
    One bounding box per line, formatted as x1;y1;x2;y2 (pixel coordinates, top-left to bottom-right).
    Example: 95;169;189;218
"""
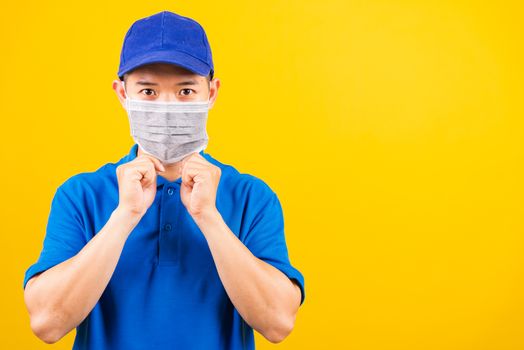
158;182;182;265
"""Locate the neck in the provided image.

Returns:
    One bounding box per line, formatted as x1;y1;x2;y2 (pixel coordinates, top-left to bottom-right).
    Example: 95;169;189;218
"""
136;146;183;182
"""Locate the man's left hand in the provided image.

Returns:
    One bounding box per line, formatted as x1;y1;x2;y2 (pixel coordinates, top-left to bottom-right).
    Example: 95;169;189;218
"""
179;152;221;220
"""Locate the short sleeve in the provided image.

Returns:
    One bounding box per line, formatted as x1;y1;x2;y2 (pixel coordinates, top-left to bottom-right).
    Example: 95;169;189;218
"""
23;180;87;290
242;183;306;306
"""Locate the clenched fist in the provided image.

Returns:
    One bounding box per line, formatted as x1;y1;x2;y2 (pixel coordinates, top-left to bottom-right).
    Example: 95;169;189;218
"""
179;152;221;220
116;155;165;217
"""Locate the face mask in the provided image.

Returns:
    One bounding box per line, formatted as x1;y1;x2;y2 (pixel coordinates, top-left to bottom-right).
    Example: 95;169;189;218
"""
122;81;210;164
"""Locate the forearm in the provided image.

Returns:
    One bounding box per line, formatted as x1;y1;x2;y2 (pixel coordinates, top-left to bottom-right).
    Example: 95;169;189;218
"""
24;207;139;343
194;209;301;343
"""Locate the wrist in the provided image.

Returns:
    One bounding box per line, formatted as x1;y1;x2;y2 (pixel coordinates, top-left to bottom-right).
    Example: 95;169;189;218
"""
192;207;221;227
112;206;143;231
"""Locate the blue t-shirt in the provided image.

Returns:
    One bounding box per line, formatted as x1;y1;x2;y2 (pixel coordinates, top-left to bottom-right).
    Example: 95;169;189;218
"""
23;143;305;349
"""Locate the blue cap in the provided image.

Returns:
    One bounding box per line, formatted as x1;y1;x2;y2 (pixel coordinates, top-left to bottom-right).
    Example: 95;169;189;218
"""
118;11;214;80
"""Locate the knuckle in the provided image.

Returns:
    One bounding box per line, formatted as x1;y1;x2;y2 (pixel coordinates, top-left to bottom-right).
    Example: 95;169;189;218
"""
116;165;125;176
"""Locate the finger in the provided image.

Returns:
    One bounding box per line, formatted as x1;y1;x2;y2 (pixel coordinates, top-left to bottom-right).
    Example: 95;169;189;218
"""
190;153;207;163
179;154;209;175
136;155;166;172
181;162;196;187
185;152;207;164
136;155;166;173
180;152;199;166
177;153;196;177
140;163;157;187
181;165;191;187
181;164;209;187
127;162;157;187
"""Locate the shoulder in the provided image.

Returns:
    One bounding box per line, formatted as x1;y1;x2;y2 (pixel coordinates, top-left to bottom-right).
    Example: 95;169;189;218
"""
202;151;276;200
203;152;283;235
55;155;125;199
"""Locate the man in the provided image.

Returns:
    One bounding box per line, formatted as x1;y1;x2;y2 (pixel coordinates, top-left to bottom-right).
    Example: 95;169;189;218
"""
22;10;305;350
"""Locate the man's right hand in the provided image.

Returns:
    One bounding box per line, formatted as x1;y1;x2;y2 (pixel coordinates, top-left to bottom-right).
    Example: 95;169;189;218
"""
116;155;165;218
24;155;166;344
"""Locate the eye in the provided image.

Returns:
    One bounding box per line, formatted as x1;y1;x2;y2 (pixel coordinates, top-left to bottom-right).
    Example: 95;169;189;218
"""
140;89;156;96
180;89;194;96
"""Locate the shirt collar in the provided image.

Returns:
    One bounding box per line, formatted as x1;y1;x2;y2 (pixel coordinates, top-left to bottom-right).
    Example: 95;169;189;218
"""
122;143;206;188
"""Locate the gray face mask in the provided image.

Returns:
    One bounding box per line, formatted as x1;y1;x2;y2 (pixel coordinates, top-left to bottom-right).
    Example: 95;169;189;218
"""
122;81;210;164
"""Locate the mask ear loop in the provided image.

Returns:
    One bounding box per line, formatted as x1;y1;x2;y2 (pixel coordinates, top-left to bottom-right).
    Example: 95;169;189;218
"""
121;80;129;108
206;80;213;110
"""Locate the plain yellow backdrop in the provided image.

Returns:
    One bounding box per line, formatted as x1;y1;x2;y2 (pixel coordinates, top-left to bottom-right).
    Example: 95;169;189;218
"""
2;0;523;349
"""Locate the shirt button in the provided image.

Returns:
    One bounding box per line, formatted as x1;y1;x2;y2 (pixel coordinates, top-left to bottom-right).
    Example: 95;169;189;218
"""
167;187;174;195
164;223;172;231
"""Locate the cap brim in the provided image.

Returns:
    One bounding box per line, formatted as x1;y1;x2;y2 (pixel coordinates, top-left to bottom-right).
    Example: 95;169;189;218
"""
118;49;211;79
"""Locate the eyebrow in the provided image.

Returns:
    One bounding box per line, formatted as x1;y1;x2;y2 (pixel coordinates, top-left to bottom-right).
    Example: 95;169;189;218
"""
135;79;199;86
175;79;199;86
135;80;159;86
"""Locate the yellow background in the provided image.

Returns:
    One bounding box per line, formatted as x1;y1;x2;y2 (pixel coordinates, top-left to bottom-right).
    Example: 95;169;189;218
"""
1;0;523;349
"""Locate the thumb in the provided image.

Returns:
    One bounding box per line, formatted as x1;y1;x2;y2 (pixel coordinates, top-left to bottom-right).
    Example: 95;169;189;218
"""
178;156;191;176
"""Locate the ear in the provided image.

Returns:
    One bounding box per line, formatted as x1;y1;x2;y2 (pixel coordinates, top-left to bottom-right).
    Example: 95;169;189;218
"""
208;78;220;110
112;79;127;107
